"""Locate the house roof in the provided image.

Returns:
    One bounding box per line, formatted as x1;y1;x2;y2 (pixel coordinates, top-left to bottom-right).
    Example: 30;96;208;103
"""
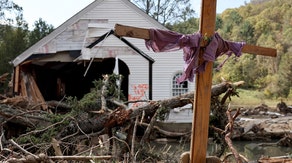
12;0;165;66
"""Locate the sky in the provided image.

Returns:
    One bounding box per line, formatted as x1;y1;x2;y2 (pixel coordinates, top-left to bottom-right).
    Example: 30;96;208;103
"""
13;0;250;30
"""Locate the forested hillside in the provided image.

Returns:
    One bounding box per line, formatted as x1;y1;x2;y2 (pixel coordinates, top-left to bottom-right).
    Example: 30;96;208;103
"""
215;0;292;98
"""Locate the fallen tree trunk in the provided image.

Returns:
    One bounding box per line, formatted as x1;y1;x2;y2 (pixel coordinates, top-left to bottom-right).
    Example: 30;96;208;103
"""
63;81;244;138
1;81;240;139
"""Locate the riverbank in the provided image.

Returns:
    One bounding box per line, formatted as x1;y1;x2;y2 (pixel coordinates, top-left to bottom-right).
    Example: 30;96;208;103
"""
154;102;292;162
232;103;292;142
156;103;292;141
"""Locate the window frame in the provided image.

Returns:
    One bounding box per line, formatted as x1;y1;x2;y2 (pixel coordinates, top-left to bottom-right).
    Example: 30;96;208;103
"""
172;72;188;96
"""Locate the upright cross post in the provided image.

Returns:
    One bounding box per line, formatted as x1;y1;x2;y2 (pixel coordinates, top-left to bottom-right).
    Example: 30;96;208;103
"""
114;2;276;162
190;0;216;162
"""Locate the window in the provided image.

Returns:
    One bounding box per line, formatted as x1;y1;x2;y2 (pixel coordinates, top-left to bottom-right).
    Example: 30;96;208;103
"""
172;72;188;96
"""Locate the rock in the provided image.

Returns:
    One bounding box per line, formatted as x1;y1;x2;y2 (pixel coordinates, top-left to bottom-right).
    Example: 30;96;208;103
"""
277;101;292;114
270;115;278;119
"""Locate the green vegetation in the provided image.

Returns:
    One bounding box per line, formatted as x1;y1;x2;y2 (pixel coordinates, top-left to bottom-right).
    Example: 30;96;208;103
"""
224;89;292;108
71;74;126;112
213;0;292;100
0;0;291;101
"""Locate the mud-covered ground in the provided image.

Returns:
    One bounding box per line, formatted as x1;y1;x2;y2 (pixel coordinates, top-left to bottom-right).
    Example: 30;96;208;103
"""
233;104;292;141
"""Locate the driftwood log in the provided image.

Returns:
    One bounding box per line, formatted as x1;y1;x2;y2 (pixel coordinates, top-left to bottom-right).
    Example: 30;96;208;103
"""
258;156;292;163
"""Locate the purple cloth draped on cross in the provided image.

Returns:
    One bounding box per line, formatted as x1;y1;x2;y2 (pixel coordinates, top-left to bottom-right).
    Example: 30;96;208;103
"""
145;29;246;83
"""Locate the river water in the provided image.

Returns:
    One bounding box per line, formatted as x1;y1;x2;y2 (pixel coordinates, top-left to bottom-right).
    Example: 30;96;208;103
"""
153;140;292;162
226;141;292;161
155;109;292;161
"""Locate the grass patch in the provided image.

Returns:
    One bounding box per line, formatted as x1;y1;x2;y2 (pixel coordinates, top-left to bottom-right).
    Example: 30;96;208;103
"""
224;89;292;109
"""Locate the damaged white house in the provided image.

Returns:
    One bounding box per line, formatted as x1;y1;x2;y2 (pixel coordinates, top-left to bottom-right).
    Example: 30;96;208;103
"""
11;0;195;108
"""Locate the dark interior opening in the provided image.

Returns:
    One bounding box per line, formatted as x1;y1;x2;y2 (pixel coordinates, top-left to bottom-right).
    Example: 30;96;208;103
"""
31;58;129;101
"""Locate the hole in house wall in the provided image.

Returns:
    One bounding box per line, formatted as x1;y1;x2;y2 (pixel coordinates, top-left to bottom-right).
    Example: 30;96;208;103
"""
27;58;129;101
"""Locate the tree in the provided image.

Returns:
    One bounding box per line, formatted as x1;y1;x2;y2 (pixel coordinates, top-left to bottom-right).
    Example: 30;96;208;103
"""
28;18;54;46
0;0;28;75
166;15;222;34
213;55;262;89
0;3;54;75
0;0;23;25
0;17;29;95
282;27;292;52
215;16;223;31
0;15;29;72
166;17;199;34
238;20;255;44
275;52;292;98
218;9;243;40
0;0;28;94
0;27;28;74
131;0;195;25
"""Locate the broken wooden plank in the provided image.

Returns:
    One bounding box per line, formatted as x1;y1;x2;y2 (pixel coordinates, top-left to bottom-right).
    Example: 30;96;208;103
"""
20;72;28;98
115;24;150;39
14;66;20;93
27;73;48;110
20;71;48;110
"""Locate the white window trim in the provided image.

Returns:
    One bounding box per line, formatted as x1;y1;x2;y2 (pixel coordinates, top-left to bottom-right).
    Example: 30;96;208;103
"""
172;72;188;96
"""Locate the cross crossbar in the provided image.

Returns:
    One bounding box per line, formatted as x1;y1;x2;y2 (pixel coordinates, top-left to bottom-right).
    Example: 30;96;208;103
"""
114;23;277;57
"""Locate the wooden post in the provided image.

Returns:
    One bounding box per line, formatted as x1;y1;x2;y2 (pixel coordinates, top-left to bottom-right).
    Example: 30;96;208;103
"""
189;0;217;162
13;66;20;93
114;19;276;163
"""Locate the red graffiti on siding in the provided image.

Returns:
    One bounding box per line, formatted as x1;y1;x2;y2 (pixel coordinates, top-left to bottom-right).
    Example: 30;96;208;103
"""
128;84;149;108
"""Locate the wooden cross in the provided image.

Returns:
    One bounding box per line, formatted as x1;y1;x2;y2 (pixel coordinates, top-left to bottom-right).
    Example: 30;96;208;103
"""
114;0;277;162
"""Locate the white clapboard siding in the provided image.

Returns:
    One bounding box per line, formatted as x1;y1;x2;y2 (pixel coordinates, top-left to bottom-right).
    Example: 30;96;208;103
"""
83;0;163;29
13;0;196;103
151;51;196;100
118;55;150;100
122;39;196;100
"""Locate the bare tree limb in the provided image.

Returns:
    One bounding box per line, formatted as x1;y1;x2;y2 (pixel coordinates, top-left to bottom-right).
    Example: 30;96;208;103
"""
131;116;139;162
9;139;38;158
140;108;159;146
49;155;112;161
225;106;243;163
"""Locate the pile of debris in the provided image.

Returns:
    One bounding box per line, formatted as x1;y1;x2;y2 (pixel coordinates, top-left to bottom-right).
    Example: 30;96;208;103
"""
0;72;291;162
